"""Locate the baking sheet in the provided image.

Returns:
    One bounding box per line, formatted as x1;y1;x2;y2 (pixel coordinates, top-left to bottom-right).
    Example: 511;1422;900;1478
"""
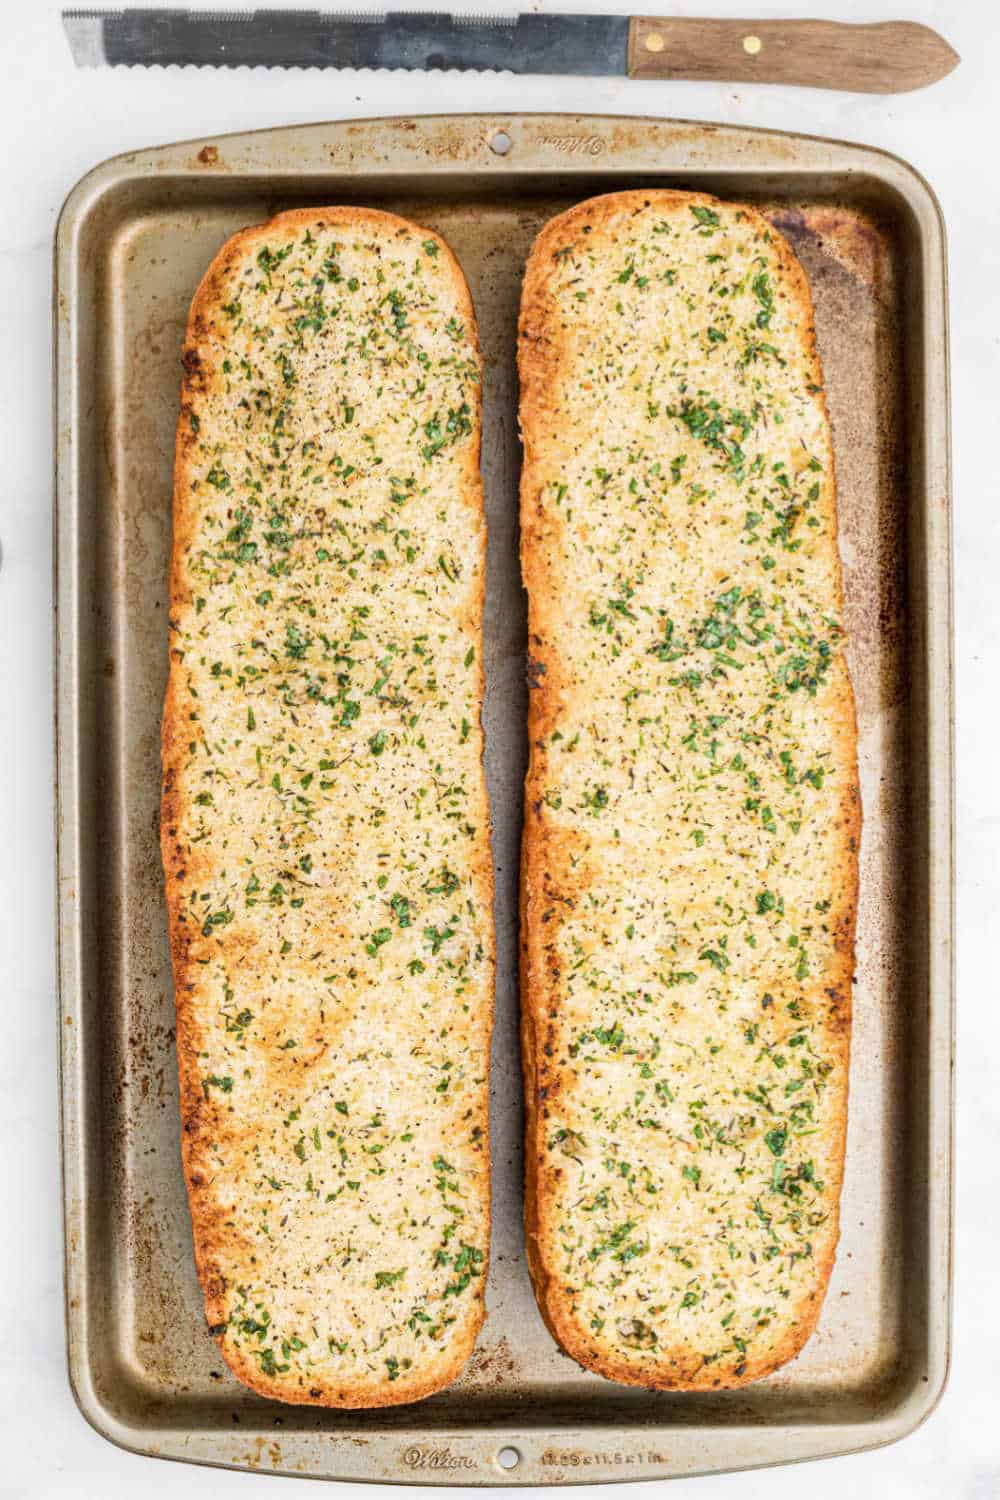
55;114;953;1485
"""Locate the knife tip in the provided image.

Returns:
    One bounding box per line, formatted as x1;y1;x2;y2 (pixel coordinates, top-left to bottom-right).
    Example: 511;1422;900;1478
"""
62;11;107;67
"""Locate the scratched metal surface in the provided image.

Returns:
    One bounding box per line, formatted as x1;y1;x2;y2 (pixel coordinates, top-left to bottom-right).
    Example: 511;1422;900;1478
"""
54;114;953;1485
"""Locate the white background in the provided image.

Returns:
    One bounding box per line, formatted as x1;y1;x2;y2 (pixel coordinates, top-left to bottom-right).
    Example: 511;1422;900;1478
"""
1;0;996;1496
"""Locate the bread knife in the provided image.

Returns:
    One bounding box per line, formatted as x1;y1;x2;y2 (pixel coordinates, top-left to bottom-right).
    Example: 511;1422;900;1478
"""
62;10;959;93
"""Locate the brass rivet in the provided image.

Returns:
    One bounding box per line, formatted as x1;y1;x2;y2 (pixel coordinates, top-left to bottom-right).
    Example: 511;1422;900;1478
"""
644;31;665;53
743;34;763;55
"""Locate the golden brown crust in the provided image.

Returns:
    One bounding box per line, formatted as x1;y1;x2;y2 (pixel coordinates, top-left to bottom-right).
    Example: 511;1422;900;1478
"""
163;207;493;1407
518;190;859;1390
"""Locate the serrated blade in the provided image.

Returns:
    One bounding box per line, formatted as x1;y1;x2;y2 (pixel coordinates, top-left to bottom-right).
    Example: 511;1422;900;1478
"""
62;8;631;75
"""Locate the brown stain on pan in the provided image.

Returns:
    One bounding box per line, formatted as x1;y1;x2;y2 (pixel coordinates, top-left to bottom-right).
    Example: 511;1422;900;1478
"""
463;1334;518;1387
771;204;906;725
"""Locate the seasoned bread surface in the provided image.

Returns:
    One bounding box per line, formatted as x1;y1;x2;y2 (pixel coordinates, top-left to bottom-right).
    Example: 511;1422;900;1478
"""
518;191;859;1389
162;208;493;1407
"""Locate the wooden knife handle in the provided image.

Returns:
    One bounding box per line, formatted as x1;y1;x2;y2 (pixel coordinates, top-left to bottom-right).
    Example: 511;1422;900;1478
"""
627;18;959;93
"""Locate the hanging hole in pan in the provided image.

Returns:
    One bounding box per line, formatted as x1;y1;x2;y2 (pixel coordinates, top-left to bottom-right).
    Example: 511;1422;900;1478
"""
497;1446;521;1470
489;129;512;156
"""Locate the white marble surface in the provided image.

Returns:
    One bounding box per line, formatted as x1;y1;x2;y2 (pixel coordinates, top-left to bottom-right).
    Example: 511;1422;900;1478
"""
1;0;996;1495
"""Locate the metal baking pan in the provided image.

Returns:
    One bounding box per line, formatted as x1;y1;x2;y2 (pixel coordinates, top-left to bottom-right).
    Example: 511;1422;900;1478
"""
55;113;953;1485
